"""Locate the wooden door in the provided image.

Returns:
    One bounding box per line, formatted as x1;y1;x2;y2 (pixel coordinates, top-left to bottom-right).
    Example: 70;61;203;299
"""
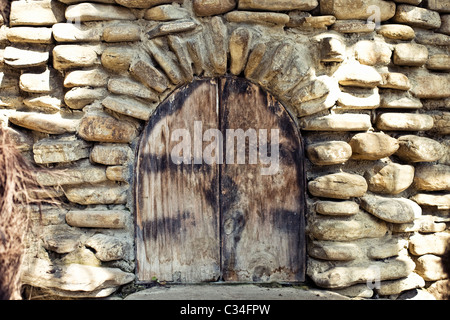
135;77;305;283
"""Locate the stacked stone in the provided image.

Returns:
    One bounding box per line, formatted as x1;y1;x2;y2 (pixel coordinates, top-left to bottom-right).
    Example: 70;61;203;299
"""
0;0;448;299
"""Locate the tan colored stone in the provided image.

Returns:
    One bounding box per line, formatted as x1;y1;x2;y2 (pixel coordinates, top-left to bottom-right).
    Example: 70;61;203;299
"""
306;141;352;165
320;37;346;62
415;29;450;46
414;164;450;191
33;137;91;164
102;95;156;121
393;43;428;67
53;45;98;70
411;193;450;210
193;0;235;17
376;113;434;131
396;135;445;163
238;0;318;11
366;162;415;194
378;273;425;296
42;225;84;254
410;232;450;256
9;112;79;135
85;234;127;262
23;96;63;114
330;20;376;33
64;183;129;205
320;0;396;21
301;114;372;131
379;72;411;91
36;161;107;187
315;200;360;216
65;3;136;21
336;63;382;88
377;24;415;40
115;0;183;8
64;68;109;88
130;59;169;93
66;209;128;228
229;28;252;76
144;4;189;20
393;4;442;29
64;87;108;110
354;40;392;66
106;166;130;182
415;255;448;281
101;47;135;72
225;11;290;26
430;112;450;135
10;0;65;26
53;23;102;42
426;54;450;71
411;74;450;99
349;132;399;160
380;91;422;109
308;172;368;199
146;20;198;38
308;241;360;261
337;87;380;110
90;144;132;165
392;215;447;233
108;78;158;101
102;24;141;42
7;27;53;44
427;0;450;13
19;68;53;94
360;194;420;223
4;47;49;68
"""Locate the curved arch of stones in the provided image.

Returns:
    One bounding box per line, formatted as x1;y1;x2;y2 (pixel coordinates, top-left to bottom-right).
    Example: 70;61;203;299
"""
4;0;449;299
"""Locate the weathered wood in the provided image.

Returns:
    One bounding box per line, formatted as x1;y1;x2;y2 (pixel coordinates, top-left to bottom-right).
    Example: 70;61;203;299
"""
135;77;305;283
219;77;305;282
135;79;220;283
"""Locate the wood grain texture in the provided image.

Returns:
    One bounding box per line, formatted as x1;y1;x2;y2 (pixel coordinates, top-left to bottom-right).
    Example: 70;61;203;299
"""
135;79;220;283
220;77;305;282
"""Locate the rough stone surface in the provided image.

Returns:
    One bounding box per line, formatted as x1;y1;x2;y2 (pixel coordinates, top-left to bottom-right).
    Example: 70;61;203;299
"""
225;11;290;26
396;135;445;163
238;0;318;11
415;255;448;281
4;47;49;68
315;200;360;216
410;74;450;99
7;27;53;44
376;113;434;131
85;234;127;261
102;95;155;120
393;4;442;29
308;172;368;199
9;112;79;135
53;45;98;70
66;209;128;228
414;164;450;191
90;144;133;165
301;114;372;131
410;194;450;210
366;162;415;194
10;0;65;26
116;0;183;9
193;0;236;16
306;141;352;165
320;0;396;21
64;68;109;88
349;132;399;160
65;3;136;21
377;24;415;40
409;232;450;256
42;224;84;254
393;43;428;67
33;137;91;164
64;183;128;205
336;63;382;88
36;161;107;186
360;194;420;223
378;273;426;296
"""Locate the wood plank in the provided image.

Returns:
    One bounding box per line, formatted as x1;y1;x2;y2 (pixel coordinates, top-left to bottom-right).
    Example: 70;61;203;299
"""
219;77;305;282
135;79;220;283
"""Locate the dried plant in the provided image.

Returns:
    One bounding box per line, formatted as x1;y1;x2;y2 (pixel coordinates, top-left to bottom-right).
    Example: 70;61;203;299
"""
0;127;40;300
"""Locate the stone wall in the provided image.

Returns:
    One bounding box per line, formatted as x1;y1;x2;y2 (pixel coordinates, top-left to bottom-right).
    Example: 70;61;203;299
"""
0;0;449;299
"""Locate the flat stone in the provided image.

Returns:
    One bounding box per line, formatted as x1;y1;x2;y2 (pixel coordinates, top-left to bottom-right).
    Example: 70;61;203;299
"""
308;172;368;199
354;40;392;66
229;27;252;76
393;43;428;67
306;141;352;165
23;96;63;114
33;136;91;164
288;13;336;29
410;74;450;99
35;161;107;186
415;254;447;281
58;247;102;267
392;215;447;233
144;4;189;20
78;107;140;143
130;59;169;93
102;95;156;120
167;35;194;82
102;23;141;42
320;0;396;21
225;11;290;26
115;0;183;8
438;15;450;35
377;24;415;40
53;45;98;70
308;241;360;261
64;183;129;205
64;68;109;88
21;258;134;297
366;162;415;194
349;132;399;160
376;113;434;131
90;144;132;165
108;78;158;101
315;200;360;216
65;3;136;22
336;63;382;88
193;0;236;16
415;29;450;46
146;20;197;38
309;211;388;241
379;72;411;91
301;114;372;131
64;87;108;109
66;209;128;228
367;237;408;260
410;193;450;210
393;4;442;29
330;20;376;33
360;194;420;223
428;0;450;13
101;47;135;72
409;232;450;256
9;112;79;135
10;0;65;26
4;47;49;68
7;27;53;44
106;166;130;182
85;234;127;261
42;224;84;254
320;37;346;62
19;68;53;94
430;112;450;135
380;90;423;109
378;273;426;296
337;87;380;110
414;164;450;191
426;54;450;71
396;135;445;162
238;0;318;11
53;23;102;42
